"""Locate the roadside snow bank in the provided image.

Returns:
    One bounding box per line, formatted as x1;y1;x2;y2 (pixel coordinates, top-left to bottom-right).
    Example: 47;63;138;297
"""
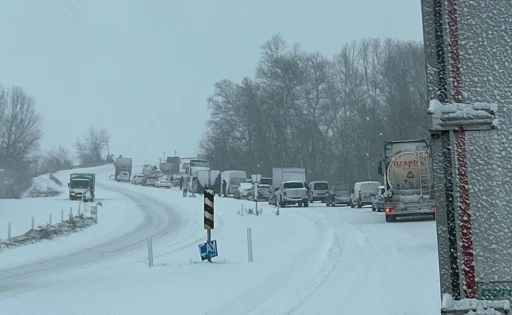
0;213;96;251
23;173;62;198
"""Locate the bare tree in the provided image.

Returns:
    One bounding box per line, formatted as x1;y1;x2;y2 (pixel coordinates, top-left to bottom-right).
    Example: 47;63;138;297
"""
0;86;43;198
75;127;110;166
0;86;43;165
39;145;73;174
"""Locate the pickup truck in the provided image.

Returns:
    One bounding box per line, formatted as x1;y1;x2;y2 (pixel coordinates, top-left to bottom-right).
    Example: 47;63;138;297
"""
275;181;309;207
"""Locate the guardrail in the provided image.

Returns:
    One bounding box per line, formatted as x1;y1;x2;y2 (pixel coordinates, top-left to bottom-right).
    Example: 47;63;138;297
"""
49;173;63;186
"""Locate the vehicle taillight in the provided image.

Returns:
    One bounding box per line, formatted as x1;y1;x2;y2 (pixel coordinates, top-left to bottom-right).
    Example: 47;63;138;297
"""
385;208;395;213
430;205;436;211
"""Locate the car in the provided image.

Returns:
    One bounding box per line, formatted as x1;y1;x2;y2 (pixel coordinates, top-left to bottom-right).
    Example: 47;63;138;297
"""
371;186;386;212
131;174;145;185
248;184;273;201
116;171;130;182
350;181;381;208
235;182;253;199
145;177;158;187
326;186;351;207
268;187;279;205
155;177;171;188
308;181;330;203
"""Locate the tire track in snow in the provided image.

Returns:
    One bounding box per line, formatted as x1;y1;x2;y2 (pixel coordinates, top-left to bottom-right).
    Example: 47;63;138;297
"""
205;210;342;315
0;181;200;299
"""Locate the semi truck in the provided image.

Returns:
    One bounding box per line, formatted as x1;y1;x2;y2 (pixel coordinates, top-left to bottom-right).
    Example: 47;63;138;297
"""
377;139;436;222
68;173;96;201
115;157;133;181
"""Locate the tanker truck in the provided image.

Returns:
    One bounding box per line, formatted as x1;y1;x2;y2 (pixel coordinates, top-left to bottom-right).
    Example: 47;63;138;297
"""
377;139;436;223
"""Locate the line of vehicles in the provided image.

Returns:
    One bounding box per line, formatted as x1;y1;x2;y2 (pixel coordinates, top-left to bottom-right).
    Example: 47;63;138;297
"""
65;139;436;223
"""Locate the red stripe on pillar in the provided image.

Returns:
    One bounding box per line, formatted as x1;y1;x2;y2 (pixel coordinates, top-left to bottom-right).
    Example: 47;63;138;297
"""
454;129;476;298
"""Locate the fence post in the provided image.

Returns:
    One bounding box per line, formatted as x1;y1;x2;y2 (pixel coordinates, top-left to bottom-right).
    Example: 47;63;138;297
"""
147;236;154;267
247;228;253;262
7;222;11;239
31;217;35;230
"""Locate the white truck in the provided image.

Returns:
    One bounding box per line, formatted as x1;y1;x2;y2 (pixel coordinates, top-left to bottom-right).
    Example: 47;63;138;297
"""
115;157;133;182
272;168;306;188
220;170;247;197
272;168;309;207
68;173;96;201
377;140;436;222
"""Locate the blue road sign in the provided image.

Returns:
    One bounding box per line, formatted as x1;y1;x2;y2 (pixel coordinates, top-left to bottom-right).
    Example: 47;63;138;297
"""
198;240;218;261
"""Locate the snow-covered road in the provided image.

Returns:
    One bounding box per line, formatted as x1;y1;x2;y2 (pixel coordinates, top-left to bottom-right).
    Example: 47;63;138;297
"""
0;168;441;314
0;177;186;299
293;207;441;314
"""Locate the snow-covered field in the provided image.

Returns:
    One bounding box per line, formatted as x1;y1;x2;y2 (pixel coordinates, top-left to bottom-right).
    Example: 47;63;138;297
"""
0;165;441;314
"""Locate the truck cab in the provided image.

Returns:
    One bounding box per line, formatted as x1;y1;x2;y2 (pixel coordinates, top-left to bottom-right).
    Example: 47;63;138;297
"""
68;173;95;201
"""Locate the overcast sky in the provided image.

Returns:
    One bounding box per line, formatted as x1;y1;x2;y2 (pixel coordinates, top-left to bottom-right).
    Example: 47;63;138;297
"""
0;0;423;165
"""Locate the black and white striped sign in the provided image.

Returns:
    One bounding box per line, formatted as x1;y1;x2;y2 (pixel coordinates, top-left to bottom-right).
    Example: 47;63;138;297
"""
204;190;214;230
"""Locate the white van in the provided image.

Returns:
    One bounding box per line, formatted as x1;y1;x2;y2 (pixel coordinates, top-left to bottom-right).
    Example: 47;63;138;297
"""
350;181;381;208
308;181;330;203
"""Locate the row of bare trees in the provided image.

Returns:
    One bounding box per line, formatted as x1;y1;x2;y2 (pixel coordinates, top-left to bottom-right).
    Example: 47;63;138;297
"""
199;35;429;185
36;127;110;175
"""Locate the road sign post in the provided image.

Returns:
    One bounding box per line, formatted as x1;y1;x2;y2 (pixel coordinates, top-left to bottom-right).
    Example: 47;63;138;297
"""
204;189;215;262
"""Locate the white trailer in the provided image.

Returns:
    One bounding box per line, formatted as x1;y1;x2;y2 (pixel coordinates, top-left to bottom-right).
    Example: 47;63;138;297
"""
115;157;133;180
220;170;247;197
272;168;306;188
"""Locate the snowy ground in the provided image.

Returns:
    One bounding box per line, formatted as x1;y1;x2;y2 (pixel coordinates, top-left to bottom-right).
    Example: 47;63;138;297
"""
0;166;441;315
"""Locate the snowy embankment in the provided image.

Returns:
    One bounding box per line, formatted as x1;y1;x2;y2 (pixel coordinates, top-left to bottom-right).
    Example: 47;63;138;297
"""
0;165;144;267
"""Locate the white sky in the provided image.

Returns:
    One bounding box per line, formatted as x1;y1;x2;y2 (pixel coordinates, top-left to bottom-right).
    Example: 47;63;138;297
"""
0;0;423;164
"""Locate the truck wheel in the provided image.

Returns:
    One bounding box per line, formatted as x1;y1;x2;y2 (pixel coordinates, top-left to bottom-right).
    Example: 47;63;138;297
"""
279;198;285;208
386;215;396;222
304;200;309;207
